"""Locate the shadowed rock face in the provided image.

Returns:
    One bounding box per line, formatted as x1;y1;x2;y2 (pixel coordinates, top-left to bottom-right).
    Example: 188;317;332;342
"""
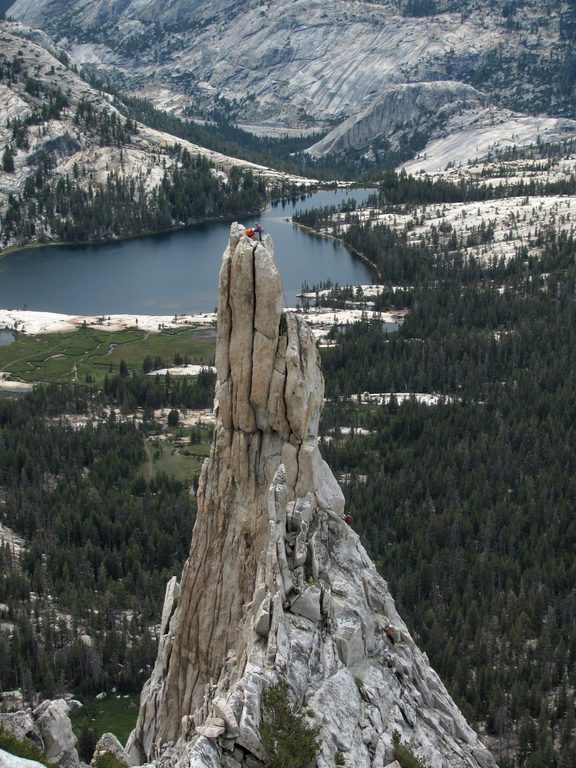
127;224;496;768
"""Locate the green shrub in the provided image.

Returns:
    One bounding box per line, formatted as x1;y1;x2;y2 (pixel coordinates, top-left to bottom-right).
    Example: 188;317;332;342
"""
392;731;429;768
0;725;56;768
77;723;97;762
335;751;346;765
259;680;320;768
93;752;129;768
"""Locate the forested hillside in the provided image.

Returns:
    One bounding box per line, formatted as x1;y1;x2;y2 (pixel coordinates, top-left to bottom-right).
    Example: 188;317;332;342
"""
0;20;308;251
0;369;216;696
304;182;576;767
2;147;268;246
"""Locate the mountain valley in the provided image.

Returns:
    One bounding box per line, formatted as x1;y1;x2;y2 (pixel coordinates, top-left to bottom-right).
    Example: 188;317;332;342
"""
0;19;310;251
2;3;576;768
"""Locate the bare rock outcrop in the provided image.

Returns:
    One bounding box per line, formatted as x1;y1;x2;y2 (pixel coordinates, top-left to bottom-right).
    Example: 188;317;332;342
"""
0;692;26;714
127;224;496;768
306;81;486;157
34;700;79;768
0;750;46;768
0;713;42;750
0;700;79;768
91;733;130;768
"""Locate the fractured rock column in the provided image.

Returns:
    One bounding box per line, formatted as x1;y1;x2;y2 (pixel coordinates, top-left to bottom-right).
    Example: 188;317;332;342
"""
128;223;324;762
128;223;496;768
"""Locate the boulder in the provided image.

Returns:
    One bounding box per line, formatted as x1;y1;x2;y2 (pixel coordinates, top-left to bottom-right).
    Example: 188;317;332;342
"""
35;700;79;768
290;585;321;622
0;693;25;715
31;703;50;720
0;749;45;768
0;714;43;751
91;733;129;768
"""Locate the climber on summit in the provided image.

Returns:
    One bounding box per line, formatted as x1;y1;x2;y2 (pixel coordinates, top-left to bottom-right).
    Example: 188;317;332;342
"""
255;223;263;240
245;227;256;239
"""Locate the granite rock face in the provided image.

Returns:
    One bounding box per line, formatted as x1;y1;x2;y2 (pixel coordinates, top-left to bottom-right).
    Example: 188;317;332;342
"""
91;733;131;768
35;700;79;768
0;750;46;768
0;700;79;768
306;81;486;157
127;224;496;768
0;713;42;750
10;0;574;158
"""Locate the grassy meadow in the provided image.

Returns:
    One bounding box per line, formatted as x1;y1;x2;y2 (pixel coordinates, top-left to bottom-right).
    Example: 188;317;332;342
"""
0;326;216;386
70;694;140;746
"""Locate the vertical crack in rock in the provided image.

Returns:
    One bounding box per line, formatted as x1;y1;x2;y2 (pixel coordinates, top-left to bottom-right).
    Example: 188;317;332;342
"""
127;224;496;768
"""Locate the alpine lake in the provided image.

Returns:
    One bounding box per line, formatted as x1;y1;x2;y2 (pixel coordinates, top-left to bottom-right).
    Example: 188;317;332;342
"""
0;189;376;315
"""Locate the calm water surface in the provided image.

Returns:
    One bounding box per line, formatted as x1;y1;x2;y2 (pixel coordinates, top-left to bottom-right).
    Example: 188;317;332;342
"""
0;189;375;315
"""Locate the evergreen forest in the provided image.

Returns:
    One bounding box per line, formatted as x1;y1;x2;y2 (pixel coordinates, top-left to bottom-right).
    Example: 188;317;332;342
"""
301;187;576;768
1;146;268;248
0;369;216;696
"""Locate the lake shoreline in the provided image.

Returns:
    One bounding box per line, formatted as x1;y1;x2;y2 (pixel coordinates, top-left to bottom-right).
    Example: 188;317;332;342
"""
0;187;375;315
0;309;217;337
0;304;399;340
0;183;371;259
0;210;266;260
291;221;381;281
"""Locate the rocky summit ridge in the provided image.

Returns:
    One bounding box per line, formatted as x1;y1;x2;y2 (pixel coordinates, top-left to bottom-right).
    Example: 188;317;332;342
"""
8;0;576;167
126;225;495;768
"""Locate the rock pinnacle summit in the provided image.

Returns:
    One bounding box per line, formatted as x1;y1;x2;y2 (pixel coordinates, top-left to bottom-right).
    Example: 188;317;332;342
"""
127;224;496;768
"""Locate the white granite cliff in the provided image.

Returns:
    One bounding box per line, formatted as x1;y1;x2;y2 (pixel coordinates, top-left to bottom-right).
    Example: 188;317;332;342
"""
126;224;496;768
10;0;575;166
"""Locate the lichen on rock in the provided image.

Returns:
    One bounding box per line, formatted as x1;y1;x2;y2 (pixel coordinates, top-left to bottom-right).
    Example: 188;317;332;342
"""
127;223;495;768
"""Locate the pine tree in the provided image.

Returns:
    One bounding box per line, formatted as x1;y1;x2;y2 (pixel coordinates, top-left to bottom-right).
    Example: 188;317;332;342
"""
2;145;15;173
259;681;319;768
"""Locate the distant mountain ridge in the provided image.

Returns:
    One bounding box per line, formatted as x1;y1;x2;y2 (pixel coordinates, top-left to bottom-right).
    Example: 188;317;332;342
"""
7;0;576;164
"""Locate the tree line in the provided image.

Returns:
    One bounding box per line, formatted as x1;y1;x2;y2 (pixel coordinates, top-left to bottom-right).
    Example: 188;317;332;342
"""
1;147;268;247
